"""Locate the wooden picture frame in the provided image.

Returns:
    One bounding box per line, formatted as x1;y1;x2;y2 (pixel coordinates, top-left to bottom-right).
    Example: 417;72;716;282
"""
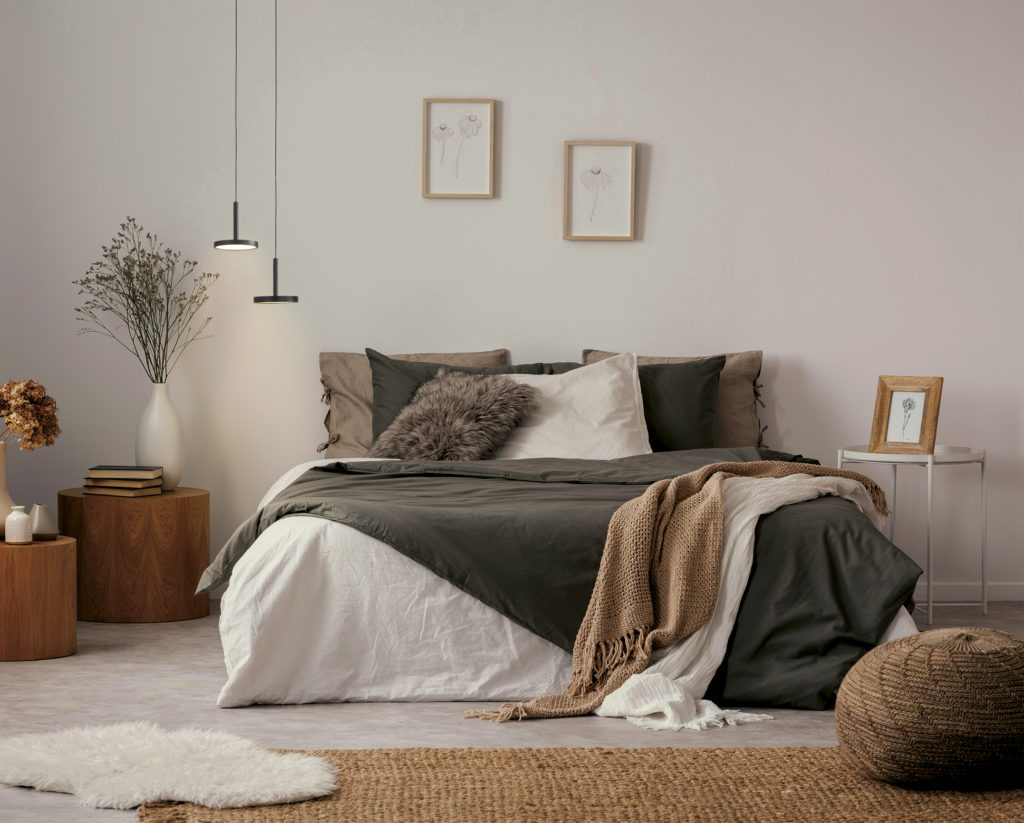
868;375;944;454
422;98;494;198
563;141;636;240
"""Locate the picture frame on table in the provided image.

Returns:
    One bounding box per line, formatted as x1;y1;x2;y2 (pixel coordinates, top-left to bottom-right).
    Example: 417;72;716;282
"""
868;375;944;454
422;98;494;198
563;141;636;240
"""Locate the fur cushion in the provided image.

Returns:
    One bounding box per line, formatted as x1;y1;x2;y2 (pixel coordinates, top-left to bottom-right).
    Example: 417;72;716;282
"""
369;370;539;461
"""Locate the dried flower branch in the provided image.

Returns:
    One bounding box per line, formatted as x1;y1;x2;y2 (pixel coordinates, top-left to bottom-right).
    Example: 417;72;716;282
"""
0;380;61;451
73;217;219;383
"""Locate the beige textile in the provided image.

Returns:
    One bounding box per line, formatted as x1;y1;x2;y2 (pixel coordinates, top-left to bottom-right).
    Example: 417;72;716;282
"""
582;348;764;447
317;349;510;458
138;746;1024;823
469;461;888;723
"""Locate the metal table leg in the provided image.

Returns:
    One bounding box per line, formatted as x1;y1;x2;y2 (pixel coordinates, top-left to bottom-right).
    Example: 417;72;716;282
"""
926;454;934;625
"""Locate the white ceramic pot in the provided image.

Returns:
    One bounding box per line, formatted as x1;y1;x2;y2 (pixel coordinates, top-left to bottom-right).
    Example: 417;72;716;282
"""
5;505;32;544
135;382;184;491
0;442;15;538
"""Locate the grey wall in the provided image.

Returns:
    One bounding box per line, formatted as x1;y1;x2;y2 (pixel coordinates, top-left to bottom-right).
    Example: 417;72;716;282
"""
2;0;1021;599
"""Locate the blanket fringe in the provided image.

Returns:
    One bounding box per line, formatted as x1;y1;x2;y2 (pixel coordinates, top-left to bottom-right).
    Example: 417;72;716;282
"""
568;627;648;697
464;703;528;723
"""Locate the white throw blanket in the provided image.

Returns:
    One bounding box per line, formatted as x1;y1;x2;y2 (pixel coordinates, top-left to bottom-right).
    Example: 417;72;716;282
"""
596;474;887;731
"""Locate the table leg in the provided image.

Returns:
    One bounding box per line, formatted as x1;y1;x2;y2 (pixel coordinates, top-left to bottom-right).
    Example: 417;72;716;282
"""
926;455;934;625
981;455;988;615
889;463;897;543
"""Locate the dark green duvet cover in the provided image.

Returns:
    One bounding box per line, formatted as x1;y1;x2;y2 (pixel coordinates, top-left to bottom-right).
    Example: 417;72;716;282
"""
200;447;921;709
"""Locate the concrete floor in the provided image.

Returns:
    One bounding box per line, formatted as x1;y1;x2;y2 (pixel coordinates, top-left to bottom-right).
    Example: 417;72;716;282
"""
0;602;1020;822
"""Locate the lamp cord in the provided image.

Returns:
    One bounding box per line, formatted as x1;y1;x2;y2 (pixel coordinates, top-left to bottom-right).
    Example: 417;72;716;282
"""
274;0;278;258
233;0;238;201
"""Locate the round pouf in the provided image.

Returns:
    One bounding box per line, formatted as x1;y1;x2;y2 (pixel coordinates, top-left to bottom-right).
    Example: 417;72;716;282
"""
836;627;1024;788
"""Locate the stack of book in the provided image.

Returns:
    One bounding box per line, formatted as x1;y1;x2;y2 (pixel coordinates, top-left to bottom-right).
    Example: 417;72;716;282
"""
83;466;163;497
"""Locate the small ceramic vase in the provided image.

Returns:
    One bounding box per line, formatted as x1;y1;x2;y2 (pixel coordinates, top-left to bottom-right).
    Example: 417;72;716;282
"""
29;504;58;540
4;505;32;544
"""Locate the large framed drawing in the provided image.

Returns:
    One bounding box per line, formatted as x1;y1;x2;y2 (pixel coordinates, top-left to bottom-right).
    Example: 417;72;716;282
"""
422;98;494;198
868;375;944;454
563;141;636;240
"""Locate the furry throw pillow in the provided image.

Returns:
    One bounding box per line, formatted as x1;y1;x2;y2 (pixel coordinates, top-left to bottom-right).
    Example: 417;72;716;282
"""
369;369;539;461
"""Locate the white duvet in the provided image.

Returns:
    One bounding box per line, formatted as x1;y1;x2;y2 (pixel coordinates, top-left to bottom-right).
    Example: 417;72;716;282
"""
217;459;917;710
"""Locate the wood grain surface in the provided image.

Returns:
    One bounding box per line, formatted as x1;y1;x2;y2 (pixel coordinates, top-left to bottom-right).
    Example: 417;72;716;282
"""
0;536;77;660
58;488;210;622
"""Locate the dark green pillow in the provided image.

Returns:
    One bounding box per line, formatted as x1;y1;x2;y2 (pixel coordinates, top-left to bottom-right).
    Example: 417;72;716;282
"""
638;356;726;451
366;348;581;441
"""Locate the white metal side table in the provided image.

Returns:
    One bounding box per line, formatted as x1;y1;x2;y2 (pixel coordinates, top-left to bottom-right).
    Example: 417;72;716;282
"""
837;445;986;625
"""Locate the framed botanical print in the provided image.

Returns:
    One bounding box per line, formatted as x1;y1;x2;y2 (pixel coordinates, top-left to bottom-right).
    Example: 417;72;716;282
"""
563;141;636;240
422;98;494;198
869;375;944;454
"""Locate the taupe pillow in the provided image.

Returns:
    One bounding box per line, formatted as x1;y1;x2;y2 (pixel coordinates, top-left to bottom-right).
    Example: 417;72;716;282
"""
581;349;764;447
318;349;510;458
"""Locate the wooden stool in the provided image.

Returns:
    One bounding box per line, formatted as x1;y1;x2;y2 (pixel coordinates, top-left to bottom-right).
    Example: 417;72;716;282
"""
58;488;210;622
0;536;77;660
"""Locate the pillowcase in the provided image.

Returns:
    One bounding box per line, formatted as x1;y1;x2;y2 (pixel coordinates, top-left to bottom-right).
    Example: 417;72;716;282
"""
369;371;539;461
582;349;763;447
493;352;652;460
318;348;510;458
366;348;580;442
637;356;726;451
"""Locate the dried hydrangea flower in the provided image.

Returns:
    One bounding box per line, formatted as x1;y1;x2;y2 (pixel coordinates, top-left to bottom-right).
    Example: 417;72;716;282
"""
0;380;61;451
579;166;613;222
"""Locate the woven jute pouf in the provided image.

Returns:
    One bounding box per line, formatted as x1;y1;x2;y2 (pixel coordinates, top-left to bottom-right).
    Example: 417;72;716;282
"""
836;627;1024;788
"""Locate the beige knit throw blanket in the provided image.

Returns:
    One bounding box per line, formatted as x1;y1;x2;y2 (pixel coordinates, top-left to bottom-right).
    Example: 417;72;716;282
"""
467;461;889;723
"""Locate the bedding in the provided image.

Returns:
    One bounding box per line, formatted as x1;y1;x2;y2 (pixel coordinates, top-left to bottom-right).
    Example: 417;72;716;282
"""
368;371;538;461
582;349;763;447
633;356;725;451
365;348;579;442
205;449;921;710
317;348;510;458
493;353;652;460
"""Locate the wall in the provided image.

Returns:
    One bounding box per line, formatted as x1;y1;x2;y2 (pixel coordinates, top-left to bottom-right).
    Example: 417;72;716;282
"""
2;0;1021;600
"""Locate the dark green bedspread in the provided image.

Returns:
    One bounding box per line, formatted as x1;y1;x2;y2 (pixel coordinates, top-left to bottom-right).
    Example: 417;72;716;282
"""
199;448;921;709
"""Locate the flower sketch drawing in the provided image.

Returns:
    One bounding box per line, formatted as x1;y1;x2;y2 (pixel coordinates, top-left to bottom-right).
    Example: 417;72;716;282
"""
455;113;482;178
432;122;455;165
580;166;614;222
901;396;917;439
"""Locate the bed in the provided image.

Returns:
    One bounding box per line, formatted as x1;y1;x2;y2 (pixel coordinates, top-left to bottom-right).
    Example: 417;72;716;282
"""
203;347;922;716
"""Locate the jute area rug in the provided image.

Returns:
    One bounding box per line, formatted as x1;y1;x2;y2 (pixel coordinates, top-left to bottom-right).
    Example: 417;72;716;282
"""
138;746;1024;823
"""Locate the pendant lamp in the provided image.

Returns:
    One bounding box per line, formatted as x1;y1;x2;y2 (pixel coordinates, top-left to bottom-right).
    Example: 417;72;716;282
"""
215;0;258;251
255;0;298;303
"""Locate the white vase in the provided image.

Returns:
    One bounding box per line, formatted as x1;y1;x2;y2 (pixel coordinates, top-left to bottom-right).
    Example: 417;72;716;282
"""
0;442;15;539
5;505;32;544
135;382;184;491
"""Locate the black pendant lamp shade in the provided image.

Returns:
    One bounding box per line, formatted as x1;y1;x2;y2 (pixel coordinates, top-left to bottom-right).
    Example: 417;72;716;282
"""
215;0;258;252
214;201;258;251
255;0;298;304
254;258;298;303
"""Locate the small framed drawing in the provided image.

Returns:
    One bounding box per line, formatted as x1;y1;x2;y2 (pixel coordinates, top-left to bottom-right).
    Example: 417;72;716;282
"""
422;98;494;198
868;375;944;454
563;141;636;240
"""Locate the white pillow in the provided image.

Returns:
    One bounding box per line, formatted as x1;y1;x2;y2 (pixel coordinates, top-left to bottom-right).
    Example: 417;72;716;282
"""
494;352;652;460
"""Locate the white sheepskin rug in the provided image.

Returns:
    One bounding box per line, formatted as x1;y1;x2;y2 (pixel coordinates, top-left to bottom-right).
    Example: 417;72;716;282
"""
0;722;337;810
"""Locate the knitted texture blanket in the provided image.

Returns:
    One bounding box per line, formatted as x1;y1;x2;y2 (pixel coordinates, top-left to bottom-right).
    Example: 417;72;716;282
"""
467;461;889;723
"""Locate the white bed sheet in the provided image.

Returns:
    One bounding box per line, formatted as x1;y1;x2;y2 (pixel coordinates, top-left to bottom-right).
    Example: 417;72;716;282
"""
217;460;917;708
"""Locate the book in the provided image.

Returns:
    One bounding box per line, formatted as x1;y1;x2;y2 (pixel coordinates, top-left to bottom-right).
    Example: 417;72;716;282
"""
82;486;162;498
84;477;164;489
88;465;163;480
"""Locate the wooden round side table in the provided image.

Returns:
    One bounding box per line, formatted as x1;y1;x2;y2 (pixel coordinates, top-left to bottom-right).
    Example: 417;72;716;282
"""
58;487;210;622
0;536;77;660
